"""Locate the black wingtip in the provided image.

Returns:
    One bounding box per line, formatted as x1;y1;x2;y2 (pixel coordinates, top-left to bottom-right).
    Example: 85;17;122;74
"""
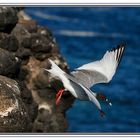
110;42;126;66
117;41;127;48
116;42;126;66
110;42;126;51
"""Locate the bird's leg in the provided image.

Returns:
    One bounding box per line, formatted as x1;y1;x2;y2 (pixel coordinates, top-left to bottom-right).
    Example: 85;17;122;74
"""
56;88;65;106
96;93;112;106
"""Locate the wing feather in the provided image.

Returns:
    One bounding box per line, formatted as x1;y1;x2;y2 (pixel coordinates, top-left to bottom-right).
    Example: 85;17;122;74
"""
71;43;125;88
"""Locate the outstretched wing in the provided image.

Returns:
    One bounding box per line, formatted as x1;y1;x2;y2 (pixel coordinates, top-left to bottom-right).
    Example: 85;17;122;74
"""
71;43;125;88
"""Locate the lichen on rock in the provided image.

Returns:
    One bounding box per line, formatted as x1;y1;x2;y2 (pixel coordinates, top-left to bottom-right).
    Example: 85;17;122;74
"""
0;75;31;132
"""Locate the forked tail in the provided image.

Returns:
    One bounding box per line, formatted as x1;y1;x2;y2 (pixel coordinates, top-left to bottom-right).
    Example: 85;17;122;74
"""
44;59;65;77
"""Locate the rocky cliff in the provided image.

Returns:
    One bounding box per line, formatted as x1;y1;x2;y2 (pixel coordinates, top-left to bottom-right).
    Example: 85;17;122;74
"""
0;7;74;132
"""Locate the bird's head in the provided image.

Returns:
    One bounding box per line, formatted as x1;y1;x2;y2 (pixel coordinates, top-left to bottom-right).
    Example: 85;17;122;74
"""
96;92;106;101
96;92;112;106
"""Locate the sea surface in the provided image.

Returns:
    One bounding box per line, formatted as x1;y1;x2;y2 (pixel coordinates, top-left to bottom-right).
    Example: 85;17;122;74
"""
25;7;140;132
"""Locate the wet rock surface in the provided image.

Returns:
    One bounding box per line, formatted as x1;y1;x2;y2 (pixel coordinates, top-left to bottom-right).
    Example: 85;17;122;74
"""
0;7;74;132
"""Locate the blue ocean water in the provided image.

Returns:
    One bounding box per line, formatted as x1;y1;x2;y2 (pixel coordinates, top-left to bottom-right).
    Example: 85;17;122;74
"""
25;7;140;132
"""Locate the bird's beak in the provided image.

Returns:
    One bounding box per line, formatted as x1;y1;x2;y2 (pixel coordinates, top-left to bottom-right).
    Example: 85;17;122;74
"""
96;92;112;106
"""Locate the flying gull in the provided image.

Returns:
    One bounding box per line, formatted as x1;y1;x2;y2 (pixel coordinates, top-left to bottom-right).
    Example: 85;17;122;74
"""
44;43;125;116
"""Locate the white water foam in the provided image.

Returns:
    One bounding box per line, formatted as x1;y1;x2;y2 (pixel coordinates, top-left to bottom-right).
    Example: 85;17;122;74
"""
55;29;128;38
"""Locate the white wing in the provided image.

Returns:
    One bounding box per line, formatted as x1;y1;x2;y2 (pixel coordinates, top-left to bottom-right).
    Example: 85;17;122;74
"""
71;44;125;88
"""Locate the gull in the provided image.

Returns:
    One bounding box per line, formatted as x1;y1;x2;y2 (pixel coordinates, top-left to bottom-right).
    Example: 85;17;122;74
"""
44;43;125;116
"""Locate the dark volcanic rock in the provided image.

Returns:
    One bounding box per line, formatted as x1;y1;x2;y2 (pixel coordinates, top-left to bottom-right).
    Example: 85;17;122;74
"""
18;19;37;33
30;34;52;53
18;81;38;123
0;75;31;132
0;33;19;51
0;7;75;132
16;47;32;59
0;48;20;77
32;107;68;132
37;26;53;38
0;7;18;33
11;23;31;45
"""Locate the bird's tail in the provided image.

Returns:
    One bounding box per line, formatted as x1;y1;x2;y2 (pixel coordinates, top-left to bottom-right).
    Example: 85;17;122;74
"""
44;59;65;78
